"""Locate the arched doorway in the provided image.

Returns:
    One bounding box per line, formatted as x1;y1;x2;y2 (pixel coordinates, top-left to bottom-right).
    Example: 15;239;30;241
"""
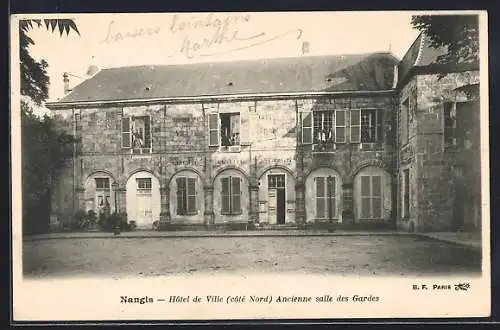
305;168;342;223
169;169;204;224
213;168;248;224
84;171;115;216
353;166;392;223
258;167;296;224
126;171;161;229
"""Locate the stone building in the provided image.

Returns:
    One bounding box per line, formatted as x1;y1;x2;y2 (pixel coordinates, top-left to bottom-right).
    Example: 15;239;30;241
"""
45;33;481;232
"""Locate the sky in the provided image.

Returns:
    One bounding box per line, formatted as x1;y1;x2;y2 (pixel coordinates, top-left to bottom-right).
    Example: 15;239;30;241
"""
22;12;422;104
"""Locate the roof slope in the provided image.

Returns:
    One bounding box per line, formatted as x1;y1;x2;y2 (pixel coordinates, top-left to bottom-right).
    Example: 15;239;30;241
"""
58;53;398;103
396;32;478;86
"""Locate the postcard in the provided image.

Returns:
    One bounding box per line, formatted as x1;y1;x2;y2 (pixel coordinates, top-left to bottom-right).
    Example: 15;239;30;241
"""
11;10;490;321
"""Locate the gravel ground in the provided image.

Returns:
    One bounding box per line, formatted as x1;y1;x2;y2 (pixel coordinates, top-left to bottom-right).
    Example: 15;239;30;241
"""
22;235;481;278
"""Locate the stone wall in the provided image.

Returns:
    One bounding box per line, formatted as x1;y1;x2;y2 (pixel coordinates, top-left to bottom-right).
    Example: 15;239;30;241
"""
49;93;399;228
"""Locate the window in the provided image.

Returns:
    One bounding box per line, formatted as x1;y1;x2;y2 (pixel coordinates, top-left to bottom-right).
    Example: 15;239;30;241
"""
359;175;382;219
301;112;313;144
208;113;241;147
176;177;197;215
335;110;346;143
313;111;334;148
268;174;285;189
137;178;152;191
221;176;241;215
315;176;336;219
95;178;110;190
401;98;409;145
402;169;410;218
122;116;152;153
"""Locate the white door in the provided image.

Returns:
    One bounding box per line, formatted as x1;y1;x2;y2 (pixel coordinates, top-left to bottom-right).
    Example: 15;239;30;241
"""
136;192;153;226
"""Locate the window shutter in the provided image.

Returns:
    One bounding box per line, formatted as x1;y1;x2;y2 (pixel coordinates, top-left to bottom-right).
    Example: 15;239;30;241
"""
328;176;336;218
221;177;230;214
376;110;383;142
335;110;346;143
350;109;361;143
301;112;313;144
187;178;197;214
144;116;151;148
234;113;245;146
121;117;131;148
176;177;185;215
231;177;241;214
208;113;220;146
316;177;325;218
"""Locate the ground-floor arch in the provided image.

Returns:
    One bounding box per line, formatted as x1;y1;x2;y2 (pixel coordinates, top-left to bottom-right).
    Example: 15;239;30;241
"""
126;171;161;229
258;167;296;224
213;168;249;223
353;166;392;223
169;169;204;224
84;171;116;216
305;167;342;223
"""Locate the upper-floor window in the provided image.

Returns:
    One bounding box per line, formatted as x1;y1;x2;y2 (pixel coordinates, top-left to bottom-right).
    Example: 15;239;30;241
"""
122;116;152;154
444;102;456;148
208;112;240;150
350;109;382;143
303;109;382;149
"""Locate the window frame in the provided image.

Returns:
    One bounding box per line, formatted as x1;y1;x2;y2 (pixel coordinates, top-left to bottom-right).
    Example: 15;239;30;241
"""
315;176;337;219
123;115;153;154
358;175;383;219
401;98;409;146
176;176;198;216
220;175;242;215
136;177;152;192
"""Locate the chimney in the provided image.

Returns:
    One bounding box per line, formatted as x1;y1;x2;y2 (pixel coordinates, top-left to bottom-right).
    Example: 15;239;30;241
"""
63;72;71;94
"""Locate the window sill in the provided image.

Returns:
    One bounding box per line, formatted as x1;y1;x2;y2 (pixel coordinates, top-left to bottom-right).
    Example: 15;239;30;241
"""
221;213;243;216
219;146;241;153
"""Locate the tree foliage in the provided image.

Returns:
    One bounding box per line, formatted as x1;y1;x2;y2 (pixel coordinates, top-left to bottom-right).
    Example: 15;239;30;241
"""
19;19;80;105
19;19;80;234
411;15;479;66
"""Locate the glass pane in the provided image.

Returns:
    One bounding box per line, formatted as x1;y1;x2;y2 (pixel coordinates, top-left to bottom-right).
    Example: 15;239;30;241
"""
351;126;360;143
221;177;230;195
303;113;312;127
221;195;230;214
209;131;219;146
187;178;196;196
122;117;130;132
122;132;131;148
336;110;345;125
361;198;371;218
187;196;196;214
177;177;186;193
144;117;151;148
231;177;240;195
372;197;382;218
276;175;285;188
316;198;325;218
327;176;336;195
336;127;345;142
232;195;241;214
268;175;276;188
177;188;185;215
350;109;360;126
209;114;218;129
329;198;336;218
372;176;382;197
316;177;325;197
303;127;312;144
360;176;370;196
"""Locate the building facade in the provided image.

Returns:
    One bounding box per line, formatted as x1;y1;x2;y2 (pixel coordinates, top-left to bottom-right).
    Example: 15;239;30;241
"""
45;33;481;232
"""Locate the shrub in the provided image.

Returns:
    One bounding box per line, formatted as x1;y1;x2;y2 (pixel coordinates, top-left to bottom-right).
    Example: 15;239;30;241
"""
73;209;87;229
86;210;98;227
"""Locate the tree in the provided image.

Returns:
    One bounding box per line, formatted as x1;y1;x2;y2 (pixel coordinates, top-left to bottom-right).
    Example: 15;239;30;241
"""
19;19;80;234
411;15;479;66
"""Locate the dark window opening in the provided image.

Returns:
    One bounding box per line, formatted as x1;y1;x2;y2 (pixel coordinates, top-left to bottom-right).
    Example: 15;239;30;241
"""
176;177;197;216
220;113;240;147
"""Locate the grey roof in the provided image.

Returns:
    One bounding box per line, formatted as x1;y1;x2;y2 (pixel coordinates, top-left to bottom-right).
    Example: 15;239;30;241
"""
396;32;479;86
57;52;399;103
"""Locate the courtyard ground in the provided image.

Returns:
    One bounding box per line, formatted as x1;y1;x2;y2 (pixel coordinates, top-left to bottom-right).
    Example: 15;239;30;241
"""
22;234;481;278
